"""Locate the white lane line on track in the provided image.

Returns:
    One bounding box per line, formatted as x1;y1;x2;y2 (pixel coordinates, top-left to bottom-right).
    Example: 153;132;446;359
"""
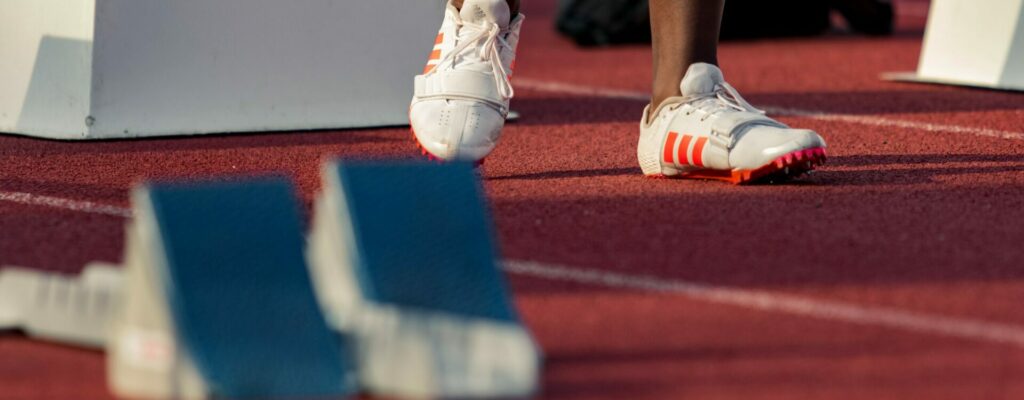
504;260;1024;348
0;191;133;218
514;78;1024;141
7;191;1024;348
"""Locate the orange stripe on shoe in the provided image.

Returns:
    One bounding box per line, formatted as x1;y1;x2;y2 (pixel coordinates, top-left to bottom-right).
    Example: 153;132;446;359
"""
691;137;708;167
423;48;443;73
663;132;679;164
435;33;444;45
677;135;693;166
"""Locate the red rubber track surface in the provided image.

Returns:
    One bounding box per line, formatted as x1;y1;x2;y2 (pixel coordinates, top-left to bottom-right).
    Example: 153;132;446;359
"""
4;1;1024;398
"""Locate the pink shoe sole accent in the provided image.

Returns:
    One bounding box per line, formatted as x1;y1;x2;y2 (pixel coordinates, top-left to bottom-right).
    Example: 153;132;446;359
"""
645;147;827;185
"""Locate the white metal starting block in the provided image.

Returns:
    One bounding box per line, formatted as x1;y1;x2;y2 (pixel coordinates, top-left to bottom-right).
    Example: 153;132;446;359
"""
885;0;1024;91
0;0;445;139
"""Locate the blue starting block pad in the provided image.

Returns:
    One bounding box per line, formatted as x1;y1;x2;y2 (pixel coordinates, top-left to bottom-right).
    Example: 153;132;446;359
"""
308;160;540;399
336;162;516;322
108;178;356;400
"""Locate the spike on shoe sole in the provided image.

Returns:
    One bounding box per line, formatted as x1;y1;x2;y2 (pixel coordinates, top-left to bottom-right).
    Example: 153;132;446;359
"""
646;147;827;185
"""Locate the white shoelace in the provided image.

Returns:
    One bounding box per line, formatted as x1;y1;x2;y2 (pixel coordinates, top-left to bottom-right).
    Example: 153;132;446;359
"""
425;20;514;101
682;82;765;122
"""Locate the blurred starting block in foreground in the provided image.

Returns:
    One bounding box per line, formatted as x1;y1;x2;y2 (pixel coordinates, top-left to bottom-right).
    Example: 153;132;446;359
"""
108;179;357;399
0;161;539;399
884;0;1024;91
309;161;540;399
0;0;444;139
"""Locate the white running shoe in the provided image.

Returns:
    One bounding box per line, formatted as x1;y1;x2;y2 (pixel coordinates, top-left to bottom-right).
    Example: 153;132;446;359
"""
638;63;827;184
410;0;524;163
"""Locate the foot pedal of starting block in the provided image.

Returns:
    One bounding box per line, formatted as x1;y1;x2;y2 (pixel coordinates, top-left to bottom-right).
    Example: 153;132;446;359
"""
108;178;356;399
308;160;541;399
0;262;122;348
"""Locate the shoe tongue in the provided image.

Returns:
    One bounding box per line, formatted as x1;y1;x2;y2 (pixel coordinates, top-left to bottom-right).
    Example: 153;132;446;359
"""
680;63;725;96
459;0;511;30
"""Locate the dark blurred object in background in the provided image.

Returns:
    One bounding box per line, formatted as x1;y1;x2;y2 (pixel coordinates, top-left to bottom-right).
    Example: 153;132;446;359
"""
720;0;831;40
556;0;653;46
830;0;895;35
556;0;894;46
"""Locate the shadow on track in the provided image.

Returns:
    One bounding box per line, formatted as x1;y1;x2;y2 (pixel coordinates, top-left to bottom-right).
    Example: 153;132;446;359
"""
749;89;1024;115
820;153;1024;185
492;172;1024;290
491;167;637;180
0;129;402;157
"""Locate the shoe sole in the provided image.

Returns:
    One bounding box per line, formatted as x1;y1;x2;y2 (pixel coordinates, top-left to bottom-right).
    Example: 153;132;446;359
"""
647;147;827;185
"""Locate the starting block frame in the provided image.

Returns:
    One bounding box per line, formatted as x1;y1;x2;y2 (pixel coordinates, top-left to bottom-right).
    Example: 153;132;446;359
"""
0;263;122;348
108;179;357;399
1;0;445;139
884;0;1024;91
2;159;541;399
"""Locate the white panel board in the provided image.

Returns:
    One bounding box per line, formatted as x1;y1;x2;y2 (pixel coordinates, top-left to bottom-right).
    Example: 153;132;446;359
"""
1;0;445;139
0;0;95;139
884;0;1024;91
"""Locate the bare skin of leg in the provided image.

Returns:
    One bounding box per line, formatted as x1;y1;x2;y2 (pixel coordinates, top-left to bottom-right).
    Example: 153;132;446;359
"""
649;0;725;116
450;0;520;16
